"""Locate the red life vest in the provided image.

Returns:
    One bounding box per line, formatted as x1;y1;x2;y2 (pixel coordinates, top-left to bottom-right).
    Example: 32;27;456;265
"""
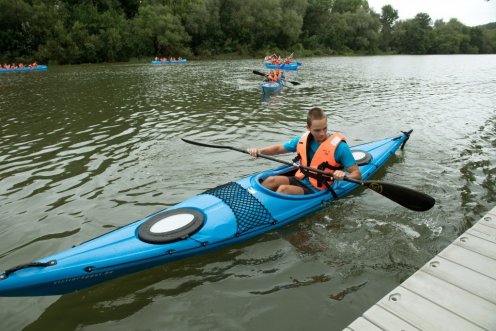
294;132;346;190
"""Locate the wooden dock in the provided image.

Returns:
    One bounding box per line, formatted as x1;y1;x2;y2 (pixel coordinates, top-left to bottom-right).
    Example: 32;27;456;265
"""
345;206;496;331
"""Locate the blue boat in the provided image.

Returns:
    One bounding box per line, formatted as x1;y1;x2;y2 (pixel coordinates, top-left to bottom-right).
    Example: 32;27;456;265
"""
261;80;285;94
0;131;422;296
264;62;301;70
151;59;187;65
0;65;48;73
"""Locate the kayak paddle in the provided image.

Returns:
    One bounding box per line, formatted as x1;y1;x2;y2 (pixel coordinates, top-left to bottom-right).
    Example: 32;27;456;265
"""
181;137;435;212
252;70;300;86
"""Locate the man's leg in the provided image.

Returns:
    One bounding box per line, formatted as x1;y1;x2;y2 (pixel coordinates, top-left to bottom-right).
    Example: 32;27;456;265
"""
261;175;289;191
262;176;305;195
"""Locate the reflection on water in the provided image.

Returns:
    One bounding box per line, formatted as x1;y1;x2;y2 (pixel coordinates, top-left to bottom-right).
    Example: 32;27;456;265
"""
0;55;495;331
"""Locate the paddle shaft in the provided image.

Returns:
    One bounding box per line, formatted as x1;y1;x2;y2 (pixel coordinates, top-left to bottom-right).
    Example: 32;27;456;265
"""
182;138;361;184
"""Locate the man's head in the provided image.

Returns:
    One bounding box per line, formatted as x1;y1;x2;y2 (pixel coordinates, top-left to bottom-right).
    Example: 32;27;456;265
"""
306;107;328;143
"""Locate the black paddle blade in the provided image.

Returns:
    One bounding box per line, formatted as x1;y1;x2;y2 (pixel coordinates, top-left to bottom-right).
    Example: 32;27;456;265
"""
289;81;300;86
362;180;435;212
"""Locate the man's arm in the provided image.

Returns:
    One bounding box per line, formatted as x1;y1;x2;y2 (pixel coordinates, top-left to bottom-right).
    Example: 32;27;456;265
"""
333;142;362;180
345;164;361;180
247;144;288;157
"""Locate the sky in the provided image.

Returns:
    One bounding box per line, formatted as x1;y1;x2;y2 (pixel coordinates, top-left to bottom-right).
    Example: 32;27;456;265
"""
367;0;496;26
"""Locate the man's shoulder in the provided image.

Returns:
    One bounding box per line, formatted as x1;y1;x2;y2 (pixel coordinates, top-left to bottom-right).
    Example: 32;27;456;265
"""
285;134;305;149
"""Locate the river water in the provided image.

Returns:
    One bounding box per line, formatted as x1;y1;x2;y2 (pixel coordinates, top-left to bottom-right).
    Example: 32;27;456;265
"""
0;55;495;330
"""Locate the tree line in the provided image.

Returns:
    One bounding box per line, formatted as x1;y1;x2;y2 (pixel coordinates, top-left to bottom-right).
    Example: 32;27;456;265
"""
1;0;495;65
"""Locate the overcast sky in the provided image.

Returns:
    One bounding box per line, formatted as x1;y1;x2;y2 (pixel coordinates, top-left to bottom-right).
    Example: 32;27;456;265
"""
367;0;496;26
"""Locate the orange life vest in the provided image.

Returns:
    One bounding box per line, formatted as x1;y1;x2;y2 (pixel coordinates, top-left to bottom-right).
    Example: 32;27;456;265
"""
294;132;346;190
268;73;277;82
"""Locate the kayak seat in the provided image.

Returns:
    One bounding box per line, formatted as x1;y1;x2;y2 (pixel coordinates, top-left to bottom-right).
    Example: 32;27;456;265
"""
257;168;298;184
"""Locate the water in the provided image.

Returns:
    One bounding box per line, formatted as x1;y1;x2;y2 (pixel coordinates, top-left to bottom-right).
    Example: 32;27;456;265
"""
0;55;495;330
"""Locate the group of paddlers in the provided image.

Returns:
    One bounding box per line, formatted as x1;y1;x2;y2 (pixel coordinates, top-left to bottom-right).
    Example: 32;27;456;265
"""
154;56;184;62
264;53;294;65
264;68;286;84
1;62;39;70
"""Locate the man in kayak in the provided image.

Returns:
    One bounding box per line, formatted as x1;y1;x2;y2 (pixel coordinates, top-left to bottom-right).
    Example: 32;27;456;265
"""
274;68;285;83
247;107;361;195
264;70;278;83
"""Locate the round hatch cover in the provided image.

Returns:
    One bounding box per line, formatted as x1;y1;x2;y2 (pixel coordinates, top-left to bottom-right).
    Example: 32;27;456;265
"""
352;150;372;165
138;208;205;244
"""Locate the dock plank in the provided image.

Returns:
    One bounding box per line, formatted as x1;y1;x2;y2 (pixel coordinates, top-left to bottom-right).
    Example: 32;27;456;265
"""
402;270;496;330
439;244;496;280
345;317;383;331
468;222;496;243
362;305;420;331
378;286;483;331
421;256;496;304
454;232;496;260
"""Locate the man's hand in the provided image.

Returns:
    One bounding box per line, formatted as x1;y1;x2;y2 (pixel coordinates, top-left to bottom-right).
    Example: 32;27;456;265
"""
247;148;259;158
332;170;346;180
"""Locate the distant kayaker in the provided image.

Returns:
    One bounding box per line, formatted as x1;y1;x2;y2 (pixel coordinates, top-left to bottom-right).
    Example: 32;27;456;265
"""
265;70;278;83
274;68;285;82
247;107;362;195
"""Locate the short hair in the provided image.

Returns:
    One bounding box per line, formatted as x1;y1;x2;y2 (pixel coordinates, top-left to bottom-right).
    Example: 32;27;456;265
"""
307;107;326;126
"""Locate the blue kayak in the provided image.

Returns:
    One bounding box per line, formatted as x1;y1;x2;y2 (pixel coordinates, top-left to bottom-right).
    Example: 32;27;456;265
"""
151;60;187;65
264;62;301;70
261;80;285;94
0;131;411;296
0;65;47;73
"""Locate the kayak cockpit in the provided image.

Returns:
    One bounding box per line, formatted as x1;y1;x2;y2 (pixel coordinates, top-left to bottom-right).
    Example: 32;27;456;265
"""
247;165;330;200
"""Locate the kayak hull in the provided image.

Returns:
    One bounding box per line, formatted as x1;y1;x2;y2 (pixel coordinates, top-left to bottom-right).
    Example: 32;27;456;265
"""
151;60;187;65
0;65;48;73
261;81;284;94
0;132;410;296
264;62;301;70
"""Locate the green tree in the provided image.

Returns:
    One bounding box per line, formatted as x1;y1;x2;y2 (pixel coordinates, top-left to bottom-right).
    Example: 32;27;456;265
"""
301;0;333;48
320;6;379;54
431;19;472;54
219;0;283;53
131;4;191;57
392;13;433;54
379;4;398;51
0;0;34;60
332;0;368;14
177;0;223;56
0;0;494;64
277;0;307;49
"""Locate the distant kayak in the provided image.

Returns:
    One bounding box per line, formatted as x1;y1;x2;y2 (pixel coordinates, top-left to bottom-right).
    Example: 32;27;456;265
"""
151;60;187;65
0;130;432;297
264;62;301;70
0;65;47;73
261;80;285;94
